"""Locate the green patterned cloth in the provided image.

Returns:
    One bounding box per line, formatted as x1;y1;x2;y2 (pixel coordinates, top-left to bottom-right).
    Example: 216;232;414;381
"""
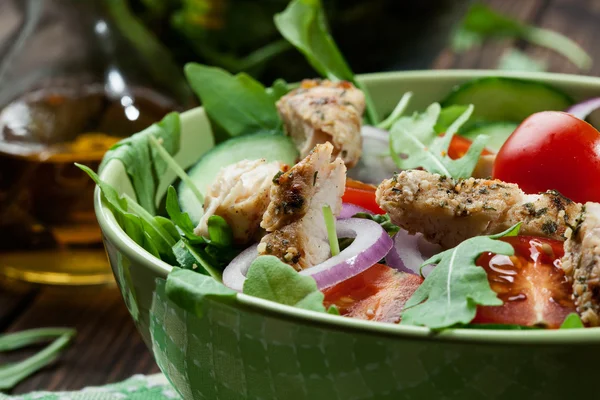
0;374;180;400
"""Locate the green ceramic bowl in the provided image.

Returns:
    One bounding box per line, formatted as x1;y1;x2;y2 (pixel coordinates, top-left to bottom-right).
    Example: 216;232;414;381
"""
96;70;600;400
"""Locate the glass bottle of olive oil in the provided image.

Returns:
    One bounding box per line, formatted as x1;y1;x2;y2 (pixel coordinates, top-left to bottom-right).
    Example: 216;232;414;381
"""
0;0;194;285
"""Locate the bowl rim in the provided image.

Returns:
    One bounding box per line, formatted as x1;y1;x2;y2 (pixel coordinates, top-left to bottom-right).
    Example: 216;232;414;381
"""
96;69;600;345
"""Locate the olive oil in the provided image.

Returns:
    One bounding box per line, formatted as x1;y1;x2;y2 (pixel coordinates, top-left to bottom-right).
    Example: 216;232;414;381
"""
0;83;176;284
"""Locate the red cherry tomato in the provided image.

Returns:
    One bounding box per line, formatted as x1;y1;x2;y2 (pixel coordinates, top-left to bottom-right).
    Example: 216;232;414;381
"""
493;111;600;203
343;178;385;214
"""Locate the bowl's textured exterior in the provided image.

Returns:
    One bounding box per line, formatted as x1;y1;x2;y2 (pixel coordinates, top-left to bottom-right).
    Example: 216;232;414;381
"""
96;71;600;400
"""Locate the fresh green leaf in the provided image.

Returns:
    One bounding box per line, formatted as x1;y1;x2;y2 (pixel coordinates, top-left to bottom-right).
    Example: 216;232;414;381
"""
154;216;180;242
207;215;233;248
391;103;441;152
176;239;223;281
352;213;399;237
243;256;326;312
76;164;169;260
498;48;547;72
401;224;521;329
166;268;237;318
560;313;585;329
165;186;205;244
434;105;470;134
377;92;413;130
0;328;75;390
172;240;199;271
99;112;181;214
274;0;379;124
327;305;340;315
323;205;340;256
185;63;282;139
267;78;290;102
390;104;487;179
148;135;204;206
453;3;591;70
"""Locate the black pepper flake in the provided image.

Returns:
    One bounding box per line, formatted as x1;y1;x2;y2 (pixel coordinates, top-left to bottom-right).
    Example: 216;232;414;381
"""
439;176;447;182
391;187;402;193
542;220;558;235
313;171;318;186
479;187;488;194
341;150;348;158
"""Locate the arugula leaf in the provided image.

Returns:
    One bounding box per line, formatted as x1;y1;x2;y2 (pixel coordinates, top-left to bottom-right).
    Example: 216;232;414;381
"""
243;256;326;312
352;213;399;237
76;164;172;262
0;328;75;390
401;224;521;329
390;104;488;179
166;268;236;318
560;313;585;329
165;186;204;243
453;3;591;70
377;92;413;130
434;105;470;134
274;0;379;124
99;112;181;214
267;78;290;102
498;48;547;72
207;215;233;248
184;63;282;140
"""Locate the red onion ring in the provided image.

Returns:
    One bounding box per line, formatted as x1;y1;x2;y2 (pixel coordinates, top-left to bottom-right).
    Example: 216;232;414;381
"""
222;218;392;291
386;229;442;277
566;97;600;121
299;218;393;289
222;244;257;292
339;203;371;219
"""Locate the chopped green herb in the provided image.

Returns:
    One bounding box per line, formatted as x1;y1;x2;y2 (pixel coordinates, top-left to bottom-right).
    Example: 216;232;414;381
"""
560;313;585;329
323;205;340;256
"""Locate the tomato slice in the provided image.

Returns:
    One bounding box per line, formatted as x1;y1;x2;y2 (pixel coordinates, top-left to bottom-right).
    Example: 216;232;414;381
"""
474;236;576;328
323;263;423;323
343;178;385;214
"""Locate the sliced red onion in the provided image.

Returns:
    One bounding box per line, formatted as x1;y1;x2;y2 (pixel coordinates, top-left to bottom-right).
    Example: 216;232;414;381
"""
339;203;372;219
299;218;393;289
386;229;442;277
222;244;258;292
566;98;600;121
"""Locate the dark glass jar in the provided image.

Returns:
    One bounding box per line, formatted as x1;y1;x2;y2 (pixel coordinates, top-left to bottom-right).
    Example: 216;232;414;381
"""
0;0;194;285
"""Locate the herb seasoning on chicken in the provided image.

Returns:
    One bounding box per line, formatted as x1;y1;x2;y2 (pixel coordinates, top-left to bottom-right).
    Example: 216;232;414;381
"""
277;79;365;168
258;142;346;270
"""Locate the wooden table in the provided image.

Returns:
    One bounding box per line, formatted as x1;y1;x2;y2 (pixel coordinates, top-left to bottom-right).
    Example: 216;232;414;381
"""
2;0;600;395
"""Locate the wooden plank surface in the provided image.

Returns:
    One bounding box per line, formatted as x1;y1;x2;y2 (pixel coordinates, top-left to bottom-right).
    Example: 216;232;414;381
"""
2;0;600;396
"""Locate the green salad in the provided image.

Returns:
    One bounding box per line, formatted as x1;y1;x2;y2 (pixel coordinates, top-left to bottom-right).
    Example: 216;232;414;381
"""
83;0;600;331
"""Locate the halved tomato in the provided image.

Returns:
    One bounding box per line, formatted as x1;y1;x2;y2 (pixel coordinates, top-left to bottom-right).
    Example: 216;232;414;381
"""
343;178;384;214
323;263;423;323
473;236;576;328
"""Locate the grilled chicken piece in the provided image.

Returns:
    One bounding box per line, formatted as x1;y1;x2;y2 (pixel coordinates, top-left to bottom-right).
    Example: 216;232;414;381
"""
277;79;365;168
195;159;283;245
562;202;600;326
258;142;346;270
376;170;583;249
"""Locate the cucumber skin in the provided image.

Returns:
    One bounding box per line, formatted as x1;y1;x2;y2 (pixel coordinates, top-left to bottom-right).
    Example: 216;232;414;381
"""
442;77;574;124
460;122;519;153
178;133;298;224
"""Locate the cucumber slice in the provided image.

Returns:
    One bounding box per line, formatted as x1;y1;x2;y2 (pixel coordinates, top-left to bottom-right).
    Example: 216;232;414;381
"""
442;77;573;123
179;133;298;224
460;122;519;153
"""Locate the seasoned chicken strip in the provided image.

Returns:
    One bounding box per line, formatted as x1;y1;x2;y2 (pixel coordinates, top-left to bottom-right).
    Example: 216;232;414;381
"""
376;170;582;249
258;143;346;270
562;202;600;326
277;79;365;168
195;159;283;245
